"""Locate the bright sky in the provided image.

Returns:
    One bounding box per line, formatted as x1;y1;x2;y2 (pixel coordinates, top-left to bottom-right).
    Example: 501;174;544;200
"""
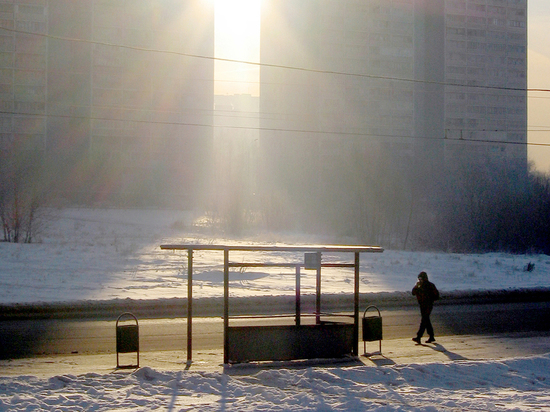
528;0;550;173
213;0;550;173
214;0;260;96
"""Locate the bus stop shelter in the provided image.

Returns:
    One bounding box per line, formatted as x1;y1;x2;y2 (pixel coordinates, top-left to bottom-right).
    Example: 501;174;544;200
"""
160;244;383;364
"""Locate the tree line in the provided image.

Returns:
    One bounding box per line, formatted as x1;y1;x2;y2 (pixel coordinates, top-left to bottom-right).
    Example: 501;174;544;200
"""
430;162;550;254
2;139;549;255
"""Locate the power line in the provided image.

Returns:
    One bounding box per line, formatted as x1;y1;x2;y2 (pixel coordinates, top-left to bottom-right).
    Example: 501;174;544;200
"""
0;27;545;148
0;26;541;94
211;76;550;97
1;109;549;148
4;103;545;133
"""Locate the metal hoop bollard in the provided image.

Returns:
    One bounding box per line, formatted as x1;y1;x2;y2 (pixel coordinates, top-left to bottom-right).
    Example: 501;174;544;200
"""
116;312;139;369
362;305;382;356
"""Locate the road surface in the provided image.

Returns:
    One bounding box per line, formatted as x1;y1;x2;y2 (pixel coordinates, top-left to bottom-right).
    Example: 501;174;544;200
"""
1;301;549;359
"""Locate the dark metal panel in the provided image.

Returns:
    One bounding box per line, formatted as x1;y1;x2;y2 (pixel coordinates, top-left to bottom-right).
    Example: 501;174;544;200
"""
226;323;355;363
116;325;139;353
362;317;383;342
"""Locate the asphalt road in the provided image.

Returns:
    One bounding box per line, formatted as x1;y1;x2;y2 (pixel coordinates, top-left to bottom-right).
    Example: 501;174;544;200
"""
1;301;549;360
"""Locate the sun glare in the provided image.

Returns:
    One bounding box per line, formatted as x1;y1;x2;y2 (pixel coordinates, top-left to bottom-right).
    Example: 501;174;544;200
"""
214;0;260;96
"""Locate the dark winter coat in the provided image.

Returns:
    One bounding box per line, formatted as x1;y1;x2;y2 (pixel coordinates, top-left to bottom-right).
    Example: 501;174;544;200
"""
412;280;439;310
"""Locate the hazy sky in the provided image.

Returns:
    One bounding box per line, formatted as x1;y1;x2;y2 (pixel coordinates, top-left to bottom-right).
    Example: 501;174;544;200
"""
528;0;550;173
214;1;550;173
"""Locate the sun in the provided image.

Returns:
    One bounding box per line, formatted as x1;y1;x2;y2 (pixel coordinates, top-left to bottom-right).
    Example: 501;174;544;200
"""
214;0;261;95
214;0;260;60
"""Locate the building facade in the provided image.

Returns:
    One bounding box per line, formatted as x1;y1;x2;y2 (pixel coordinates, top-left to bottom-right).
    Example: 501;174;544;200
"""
442;0;527;173
259;0;527;234
0;0;214;207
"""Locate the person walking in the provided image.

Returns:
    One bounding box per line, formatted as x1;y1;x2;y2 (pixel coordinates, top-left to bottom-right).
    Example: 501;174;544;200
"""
412;271;439;344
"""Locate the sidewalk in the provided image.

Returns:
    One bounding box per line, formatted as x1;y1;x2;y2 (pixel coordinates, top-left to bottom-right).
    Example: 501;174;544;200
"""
1;332;549;378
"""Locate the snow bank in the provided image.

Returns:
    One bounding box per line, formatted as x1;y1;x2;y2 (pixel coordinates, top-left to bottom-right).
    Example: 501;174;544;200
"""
1;355;549;411
1;208;549;304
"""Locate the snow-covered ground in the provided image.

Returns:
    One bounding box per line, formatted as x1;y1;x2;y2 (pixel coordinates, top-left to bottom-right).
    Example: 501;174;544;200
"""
1;208;549;411
1;208;549;304
1;355;549;411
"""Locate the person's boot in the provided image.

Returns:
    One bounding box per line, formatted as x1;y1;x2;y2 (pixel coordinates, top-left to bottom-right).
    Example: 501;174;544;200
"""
426;337;436;343
412;337;421;344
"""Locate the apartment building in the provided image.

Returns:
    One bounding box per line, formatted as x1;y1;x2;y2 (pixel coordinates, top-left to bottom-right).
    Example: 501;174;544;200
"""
259;0;527;228
443;0;527;173
0;0;527;217
0;0;214;207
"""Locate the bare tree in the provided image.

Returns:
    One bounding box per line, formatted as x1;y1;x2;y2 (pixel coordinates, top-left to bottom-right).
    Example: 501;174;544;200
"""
431;159;550;253
0;144;50;243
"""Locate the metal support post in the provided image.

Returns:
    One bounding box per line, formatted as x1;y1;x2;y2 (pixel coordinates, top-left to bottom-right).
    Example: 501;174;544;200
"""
295;266;301;326
187;248;193;364
353;252;360;357
315;251;322;324
223;248;229;364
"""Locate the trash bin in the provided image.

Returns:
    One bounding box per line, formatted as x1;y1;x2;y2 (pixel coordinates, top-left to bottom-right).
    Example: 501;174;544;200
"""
362;305;382;356
116;312;139;369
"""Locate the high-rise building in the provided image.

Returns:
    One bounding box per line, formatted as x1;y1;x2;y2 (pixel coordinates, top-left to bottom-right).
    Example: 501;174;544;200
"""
0;0;214;207
259;0;527;232
442;0;527;174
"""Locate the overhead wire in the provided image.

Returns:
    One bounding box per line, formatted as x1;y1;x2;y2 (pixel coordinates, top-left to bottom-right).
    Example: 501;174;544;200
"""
0;26;548;148
2;109;549;148
0;26;542;93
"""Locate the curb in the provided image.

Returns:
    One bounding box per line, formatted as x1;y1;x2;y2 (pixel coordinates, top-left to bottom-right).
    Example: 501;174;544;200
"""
1;288;549;321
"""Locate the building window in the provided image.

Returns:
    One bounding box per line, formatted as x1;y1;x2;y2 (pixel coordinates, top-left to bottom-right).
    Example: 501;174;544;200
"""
508;20;525;28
